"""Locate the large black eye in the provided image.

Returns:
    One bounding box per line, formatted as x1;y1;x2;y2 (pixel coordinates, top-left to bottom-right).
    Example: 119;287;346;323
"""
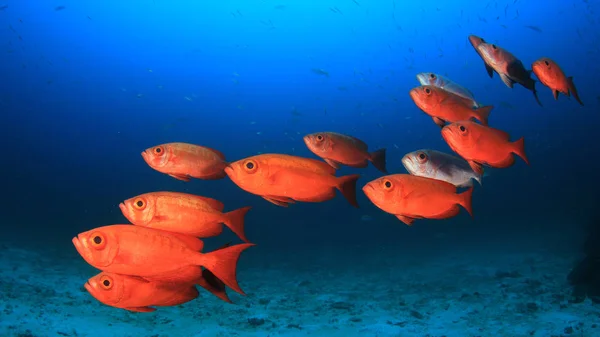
136;200;144;207
544;60;549;66
429;73;435;79
102;279;110;287
424;88;431;94
459;125;466;132
418;153;426;160
316;134;323;141
246;162;254;170
384;180;392;189
93;236;102;245
155;147;161;153
491;44;497;49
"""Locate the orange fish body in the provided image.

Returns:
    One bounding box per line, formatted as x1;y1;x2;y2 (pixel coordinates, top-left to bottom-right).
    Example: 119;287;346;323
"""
72;225;253;295
410;85;492;127
441;121;529;175
303;132;387;173
224;153;360;207
532;57;583;106
141;142;228;181
120;191;251;243
362;174;473;226
85;272;200;312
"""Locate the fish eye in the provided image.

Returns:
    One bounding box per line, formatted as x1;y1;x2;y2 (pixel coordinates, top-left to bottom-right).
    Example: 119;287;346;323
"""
491;44;497;50
417;152;428;162
133;198;146;210
544;60;549;66
316;134;324;141
153;146;164;155
424;88;431;94
383;179;393;190
244;160;258;173
90;232;106;250
459;125;467;133
100;275;113;290
429;73;436;79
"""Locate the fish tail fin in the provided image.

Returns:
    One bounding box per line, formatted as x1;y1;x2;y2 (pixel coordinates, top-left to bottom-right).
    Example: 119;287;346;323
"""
512;137;529;165
222;206;252;243
195;243;254;295
335;174;360;208
474;105;493;126
567;76;584;106
196;270;233;303
369;148;388;173
459;186;474;217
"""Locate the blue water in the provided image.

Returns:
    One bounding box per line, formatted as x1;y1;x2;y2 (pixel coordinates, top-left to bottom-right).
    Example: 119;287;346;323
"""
2;0;599;336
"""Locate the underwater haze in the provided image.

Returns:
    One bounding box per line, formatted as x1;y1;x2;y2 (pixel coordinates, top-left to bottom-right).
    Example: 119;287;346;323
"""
1;0;600;336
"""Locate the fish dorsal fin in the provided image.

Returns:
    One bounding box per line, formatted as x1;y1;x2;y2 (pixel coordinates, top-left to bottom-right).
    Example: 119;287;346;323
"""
194;196;225;211
204;146;226;160
348;135;368;151
489;127;511;141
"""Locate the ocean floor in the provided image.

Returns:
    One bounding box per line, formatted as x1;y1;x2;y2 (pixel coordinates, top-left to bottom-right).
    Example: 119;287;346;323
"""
0;240;598;337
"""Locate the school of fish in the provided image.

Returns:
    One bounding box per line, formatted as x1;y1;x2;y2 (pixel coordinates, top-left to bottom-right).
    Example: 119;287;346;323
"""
73;34;583;312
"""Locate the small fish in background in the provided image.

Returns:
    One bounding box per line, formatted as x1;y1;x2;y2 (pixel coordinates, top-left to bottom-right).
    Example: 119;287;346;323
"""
360;214;373;221
119;191;252;243
409;85;493;127
416;72;482;108
532;57;583;106
54;5;66;11
524;25;542;33
141;142;228;181
475;40;543;106
0;4;8;10
402;149;482;187
72;225;254;295
362;174;473;226
441;121;529;175
224;153;360;207
303;132;387;173
311;68;329;77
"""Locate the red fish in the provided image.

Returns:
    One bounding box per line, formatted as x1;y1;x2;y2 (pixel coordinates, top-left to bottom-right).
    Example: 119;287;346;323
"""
72;225;254;295
532;57;583;106
362;174;473;226
224;153;360;207
119;191;251;243
441;121;529;175
141;142;228;181
475;42;542;106
303;132;387;173
468;35;494;77
409;85;492;127
85;272;200;312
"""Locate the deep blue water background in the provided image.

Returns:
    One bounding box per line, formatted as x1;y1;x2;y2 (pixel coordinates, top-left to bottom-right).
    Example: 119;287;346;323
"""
1;0;599;254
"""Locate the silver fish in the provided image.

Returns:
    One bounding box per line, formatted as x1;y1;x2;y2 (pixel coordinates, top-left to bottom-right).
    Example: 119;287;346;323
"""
402;149;482;187
416;72;481;108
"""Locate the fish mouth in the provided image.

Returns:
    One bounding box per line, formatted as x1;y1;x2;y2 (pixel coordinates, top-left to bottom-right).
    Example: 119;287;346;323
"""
84;280;93;292
118;202;126;213
72;236;83;252
468;35;484;47
415;74;427;85
224;166;234;176
401;156;414;172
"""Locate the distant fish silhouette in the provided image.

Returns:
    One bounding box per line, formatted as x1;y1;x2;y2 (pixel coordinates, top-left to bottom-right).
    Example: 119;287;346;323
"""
54;5;66;11
524;25;542;33
0;4;8;11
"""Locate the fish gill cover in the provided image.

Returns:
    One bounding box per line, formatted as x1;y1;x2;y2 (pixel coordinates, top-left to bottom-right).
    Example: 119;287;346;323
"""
1;0;600;336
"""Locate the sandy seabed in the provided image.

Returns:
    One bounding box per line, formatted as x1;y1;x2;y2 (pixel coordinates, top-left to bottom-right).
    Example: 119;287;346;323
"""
0;239;598;337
